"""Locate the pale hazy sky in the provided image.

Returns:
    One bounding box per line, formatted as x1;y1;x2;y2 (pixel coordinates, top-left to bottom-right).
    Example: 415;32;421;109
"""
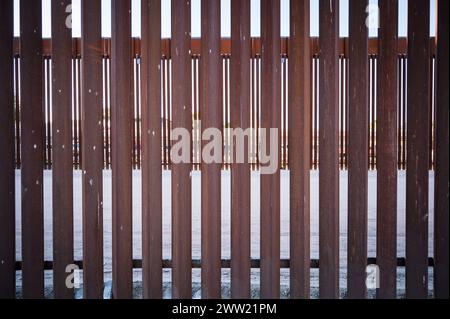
13;0;437;39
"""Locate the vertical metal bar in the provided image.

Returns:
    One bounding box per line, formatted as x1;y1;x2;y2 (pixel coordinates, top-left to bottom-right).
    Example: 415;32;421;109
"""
282;58;287;169
260;0;281;299
46;58;52;169
371;56;376;170
171;0;192;299
76;59;80;169
15;57;21;169
251;58;255;170
347;0;368;299
230;0;251;299
406;0;430;299
81;0;104;299
192;57;196;168
340;57;344;170
72;59;78;169
44;60;48;169
402;54;408;170
289;0;311;299
314;57;319;170
400;57;402;170
310;56;313;170
256;58;260;169
132;59;137;170
166;59;172;169
164;62;168;160
101;59;105;168
162;58;167;169
228;58;232;169
319;0;339;299
368;57;372;169
106;58;111;169
228;57;232;169
193;57;198;169
51;0;74;299
0;0;15;299
198;52;203;172
428;59;433;171
373;57;377;169
376;0;398;299
137;58;141;169
103;59;107;168
20;0;44;298
111;0;133;299
201;0;222;299
310;58;316;170
141;0;162;299
223;57;228;169
191;57;195;169
399;56;403;169
345;57;350;169
194;57;199;170
434;0;449;300
77;58;82;168
104;58;108;170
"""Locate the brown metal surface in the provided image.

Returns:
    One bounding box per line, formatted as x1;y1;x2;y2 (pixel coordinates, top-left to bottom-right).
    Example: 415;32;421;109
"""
434;0;449;300
45;58;52;169
51;0;74;299
230;0;251;299
406;0;430;299
171;0;192;299
376;0;398;299
401;55;407;170
162;58;168;170
319;0;340;299
141;0;163;299
132;59;138;169
309;57;314;170
14;57;21;169
77;59;83;168
428;60;434;171
81;0;104;299
376;0;400;299
201;0;222;299
20;0;44;299
15;37;436;59
251;58;256;171
289;0;311;299
282;58;287;169
339;57;345;170
345;57;349;169
260;0;281;299
193;56;200;170
256;58;260;169
313;56;319;170
347;0;369;299
103;58;111;169
111;0;133;299
73;58;80;169
0;0;15;299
